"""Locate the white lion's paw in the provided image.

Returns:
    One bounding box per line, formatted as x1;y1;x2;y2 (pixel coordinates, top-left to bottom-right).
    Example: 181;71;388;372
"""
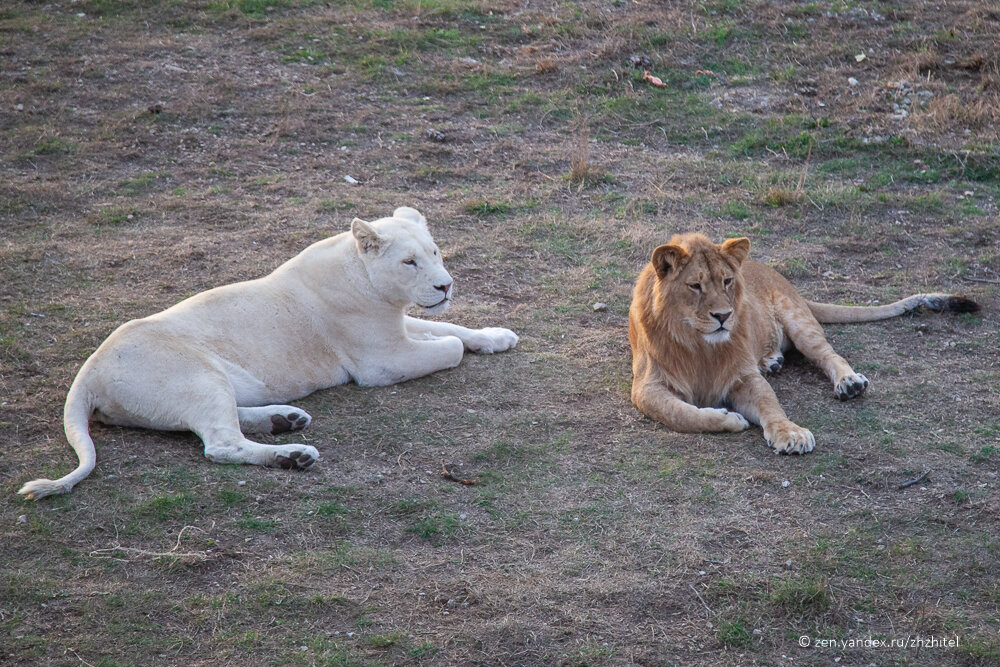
835;372;869;401
271;444;320;471
269;408;312;435
765;421;815;455
701;407;750;432
467;327;518;354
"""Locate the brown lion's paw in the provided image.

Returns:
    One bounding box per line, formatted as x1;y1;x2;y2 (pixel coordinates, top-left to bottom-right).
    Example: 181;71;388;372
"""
761;353;784;375
765;422;815;455
835;373;869;401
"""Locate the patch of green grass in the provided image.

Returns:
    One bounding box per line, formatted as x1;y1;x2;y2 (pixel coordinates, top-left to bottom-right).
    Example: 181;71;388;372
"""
209;0;292;18
20;137;77;158
218;489;247;507
701;20;735;46
730;124;813;159
463;199;512;217
236;517;277;532
971;445;1000;463
717;619;753;647
474;439;528;463
365;632;403;649
316;502;350;516
706;199;754;219
407;512;462;543
93;207;140;226
772;575;831;616
391;497;431;515
118;171;169;196
135;492;196;521
317;198;355;212
958;636;1000;663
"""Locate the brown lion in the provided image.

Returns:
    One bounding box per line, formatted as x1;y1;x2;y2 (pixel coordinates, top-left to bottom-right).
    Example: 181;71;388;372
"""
628;233;979;454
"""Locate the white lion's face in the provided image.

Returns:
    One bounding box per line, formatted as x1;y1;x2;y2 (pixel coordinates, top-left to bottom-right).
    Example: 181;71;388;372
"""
352;207;454;313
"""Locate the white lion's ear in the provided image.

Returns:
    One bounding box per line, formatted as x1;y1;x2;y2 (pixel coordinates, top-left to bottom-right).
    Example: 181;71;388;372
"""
393;206;427;227
352;217;384;254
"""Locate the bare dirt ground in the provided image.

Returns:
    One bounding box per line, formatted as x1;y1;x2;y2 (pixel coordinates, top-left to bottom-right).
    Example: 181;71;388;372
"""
2;1;998;665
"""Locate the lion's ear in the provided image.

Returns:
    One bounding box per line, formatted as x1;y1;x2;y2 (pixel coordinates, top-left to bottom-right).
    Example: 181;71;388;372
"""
393;206;427;227
721;237;750;265
352;218;384;254
651;243;689;279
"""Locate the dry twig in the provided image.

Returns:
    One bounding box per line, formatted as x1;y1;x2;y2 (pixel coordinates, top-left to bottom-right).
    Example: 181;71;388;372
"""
89;525;209;561
441;463;478;485
897;471;930;490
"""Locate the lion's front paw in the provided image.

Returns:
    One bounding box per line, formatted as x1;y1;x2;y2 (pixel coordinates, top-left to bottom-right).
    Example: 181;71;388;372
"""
466;327;518;354
765;421;815;455
271;445;319;471
701;407;750;432
760;353;784;375
835;372;869;401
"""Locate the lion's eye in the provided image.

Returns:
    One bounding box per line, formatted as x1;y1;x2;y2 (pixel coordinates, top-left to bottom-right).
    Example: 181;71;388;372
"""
403;258;417;266
724;278;733;287
688;283;702;293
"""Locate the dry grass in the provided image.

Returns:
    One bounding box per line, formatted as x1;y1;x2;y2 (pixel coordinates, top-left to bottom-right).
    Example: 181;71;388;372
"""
2;1;999;665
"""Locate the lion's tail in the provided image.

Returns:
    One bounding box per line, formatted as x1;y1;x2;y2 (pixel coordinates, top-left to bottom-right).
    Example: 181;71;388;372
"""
18;376;96;500
807;293;980;324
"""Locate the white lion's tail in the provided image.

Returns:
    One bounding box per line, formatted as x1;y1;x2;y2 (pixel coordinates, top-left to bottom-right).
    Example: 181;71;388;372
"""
18;377;96;500
807;293;980;324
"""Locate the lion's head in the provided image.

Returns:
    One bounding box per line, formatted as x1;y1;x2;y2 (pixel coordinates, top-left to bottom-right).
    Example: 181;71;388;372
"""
351;207;454;314
648;233;750;345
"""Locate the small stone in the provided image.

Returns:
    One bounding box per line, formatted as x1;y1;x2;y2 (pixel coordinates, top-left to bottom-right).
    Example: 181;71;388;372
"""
781;480;790;488
425;128;446;142
848;77;859;86
592;302;608;312
628;55;652;69
17;515;27;524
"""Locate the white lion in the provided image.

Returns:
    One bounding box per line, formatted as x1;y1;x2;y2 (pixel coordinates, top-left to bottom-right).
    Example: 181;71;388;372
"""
18;207;518;499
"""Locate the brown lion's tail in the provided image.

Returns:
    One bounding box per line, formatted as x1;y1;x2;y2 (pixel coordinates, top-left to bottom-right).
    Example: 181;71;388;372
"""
807;293;980;324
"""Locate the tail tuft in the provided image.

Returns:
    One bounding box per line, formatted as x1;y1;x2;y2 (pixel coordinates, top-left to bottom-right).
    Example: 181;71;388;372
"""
923;295;981;314
946;296;981;314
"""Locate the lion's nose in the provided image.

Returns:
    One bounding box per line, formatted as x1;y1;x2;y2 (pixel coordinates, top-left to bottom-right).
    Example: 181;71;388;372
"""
435;282;452;294
711;311;731;325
